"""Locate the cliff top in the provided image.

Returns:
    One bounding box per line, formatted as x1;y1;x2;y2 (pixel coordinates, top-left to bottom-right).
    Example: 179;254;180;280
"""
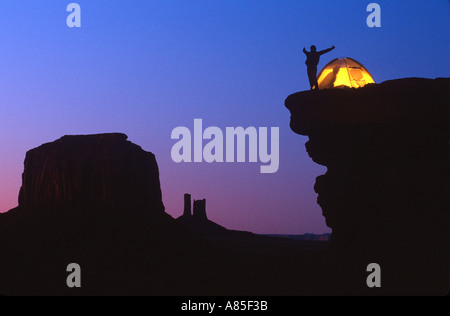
285;77;449;135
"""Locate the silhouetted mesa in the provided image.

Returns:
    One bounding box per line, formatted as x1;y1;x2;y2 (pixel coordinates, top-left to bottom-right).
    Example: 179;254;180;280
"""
18;133;165;213
285;78;449;295
0;133;214;295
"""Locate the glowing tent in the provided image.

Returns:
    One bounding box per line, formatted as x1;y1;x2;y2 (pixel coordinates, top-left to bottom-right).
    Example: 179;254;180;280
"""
317;57;375;90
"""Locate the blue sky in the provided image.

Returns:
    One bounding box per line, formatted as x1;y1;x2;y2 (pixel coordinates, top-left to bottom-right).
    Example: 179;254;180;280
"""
0;1;448;234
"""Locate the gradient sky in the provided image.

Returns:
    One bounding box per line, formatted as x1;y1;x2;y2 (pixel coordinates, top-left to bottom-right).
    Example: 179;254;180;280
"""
0;1;448;234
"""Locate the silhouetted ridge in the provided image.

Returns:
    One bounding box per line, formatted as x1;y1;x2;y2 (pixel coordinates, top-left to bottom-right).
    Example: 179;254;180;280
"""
0;136;329;296
176;194;326;255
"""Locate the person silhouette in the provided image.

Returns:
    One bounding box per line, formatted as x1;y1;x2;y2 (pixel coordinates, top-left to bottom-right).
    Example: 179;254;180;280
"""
303;45;336;90
321;65;341;89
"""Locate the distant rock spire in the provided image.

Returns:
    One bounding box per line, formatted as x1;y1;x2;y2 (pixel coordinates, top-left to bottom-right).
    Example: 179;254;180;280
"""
193;199;207;221
182;194;207;220
183;193;192;217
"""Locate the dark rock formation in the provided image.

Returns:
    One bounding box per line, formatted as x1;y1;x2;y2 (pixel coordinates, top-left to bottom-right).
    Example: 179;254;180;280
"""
0;135;328;296
183;193;192;216
18;133;164;214
193;199;207;220
0;134;213;295
176;194;325;255
286;78;449;295
2;110;446;296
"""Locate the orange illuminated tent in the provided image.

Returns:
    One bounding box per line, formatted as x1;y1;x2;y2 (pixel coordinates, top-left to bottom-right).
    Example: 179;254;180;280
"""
317;57;375;90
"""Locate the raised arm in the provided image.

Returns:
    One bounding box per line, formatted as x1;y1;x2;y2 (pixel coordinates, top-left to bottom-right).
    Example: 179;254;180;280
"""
303;47;307;55
319;45;335;55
